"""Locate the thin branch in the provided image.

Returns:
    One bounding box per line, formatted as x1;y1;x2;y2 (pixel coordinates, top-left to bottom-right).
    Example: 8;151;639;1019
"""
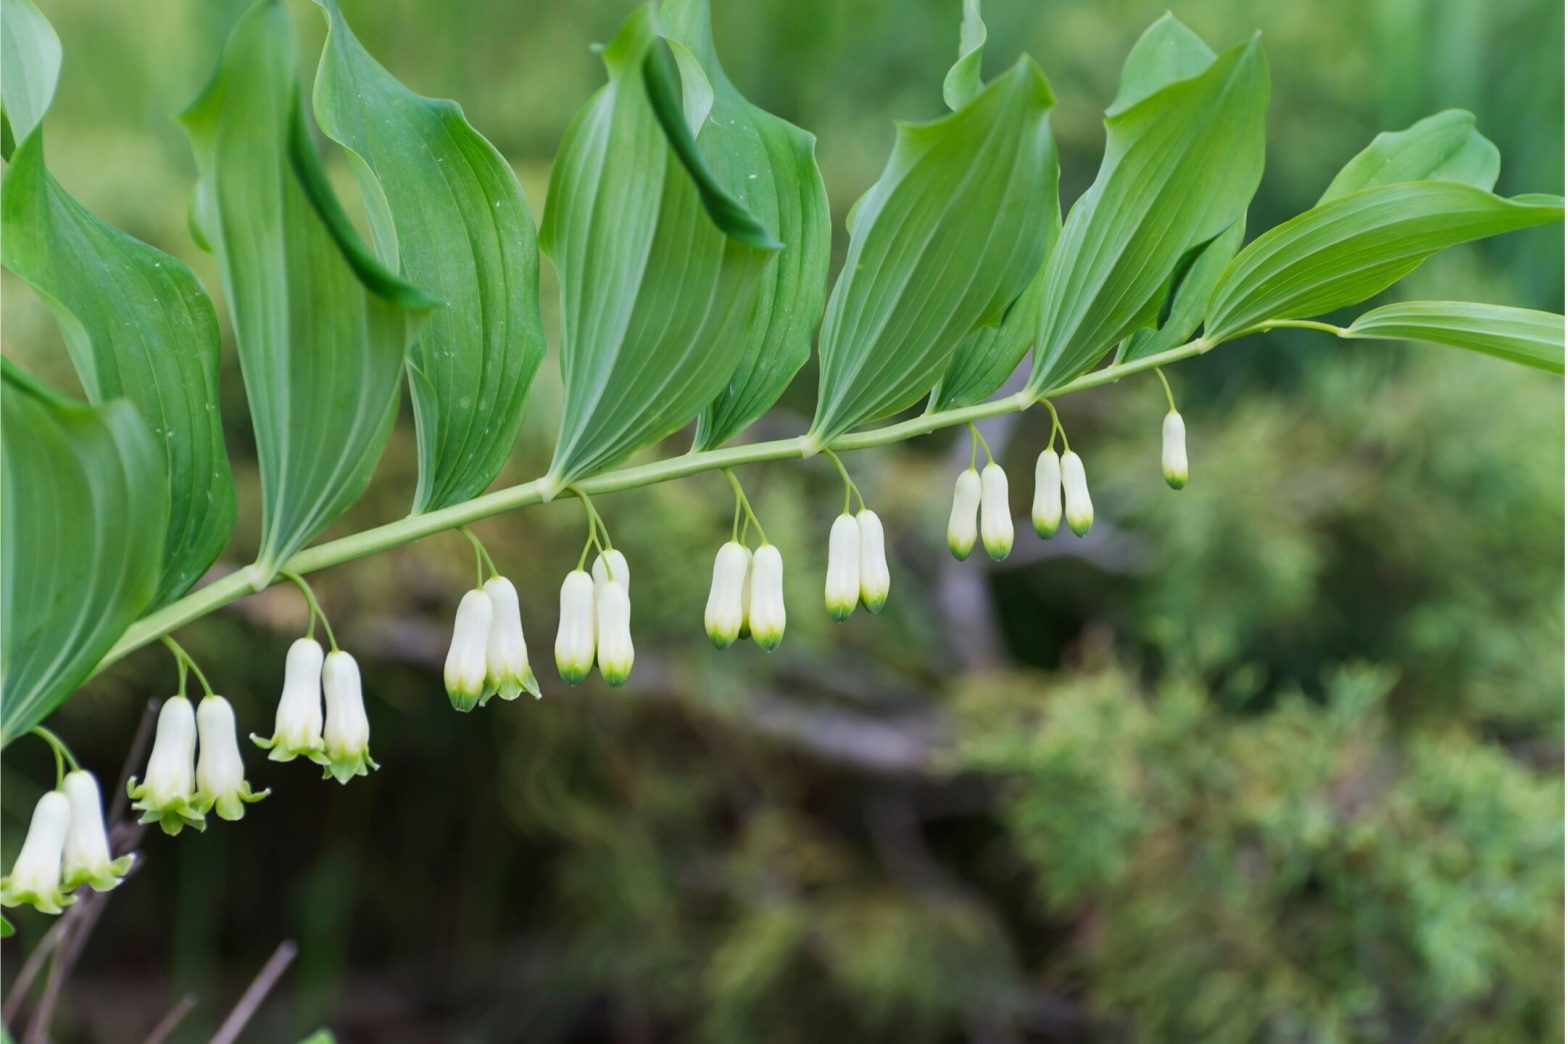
209;941;298;1044
140;994;198;1044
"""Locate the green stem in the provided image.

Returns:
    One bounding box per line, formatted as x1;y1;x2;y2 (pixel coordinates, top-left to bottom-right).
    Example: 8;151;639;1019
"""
93;332;1221;676
161;635;215;697
724;468;768;545
461;526;498;587
1154;367;1177;412
1248;318;1348;337
281;571;338;652
571;488;612;550
1043;400;1069;453
966;422;994;466
821;449;865;514
31;726;80;785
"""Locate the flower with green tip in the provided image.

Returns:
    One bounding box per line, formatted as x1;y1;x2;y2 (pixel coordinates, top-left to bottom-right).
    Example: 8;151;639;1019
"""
596;579;635;687
127;696;206;835
705;541;751;649
444;588;494;712
857;509;890;613
1032;449;1062;538
195;695;270;820
1;791;75;915
251;637;326;763
484;576;541;701
1162;410;1188;490
748;543;787;652
62;770;134;892
979;462;1014;561
1061;450;1094;536
948;467;981;560
824;513;860;620
592;548;630;592
321;651;379;783
555;569;597;685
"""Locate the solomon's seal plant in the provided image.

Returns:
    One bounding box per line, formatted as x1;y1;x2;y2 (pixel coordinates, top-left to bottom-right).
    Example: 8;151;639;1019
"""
0;0;1562;937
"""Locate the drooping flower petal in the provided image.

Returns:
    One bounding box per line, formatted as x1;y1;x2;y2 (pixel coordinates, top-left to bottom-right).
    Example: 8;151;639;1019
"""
824;513;861;620
947;468;981;560
321;651;379;784
979;462;1014;561
62;770;135;892
127;696;206;835
1061;450;1095;536
193;695;270;821
705;542;751;649
1162;410;1188;490
748;543;787;652
555;569;597;685
596;580;635;687
1;791;75;915
1032;450;1063;538
444;588;495;712
857;509;890;613
251;637;326;763
484;576;540;701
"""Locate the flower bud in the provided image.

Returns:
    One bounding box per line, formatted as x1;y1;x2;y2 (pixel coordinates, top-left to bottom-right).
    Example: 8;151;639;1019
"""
705;542;751;648
596;580;635;686
127;696;205;835
749;543;787;652
857;509;890;613
322;651;378;783
62;770;134;893
251;638;325;763
1032;450;1062;538
444;588;494;712
948;468;981;560
591;549;630;593
824;513;861;620
1061;450;1094;536
1;792;74;914
484;576;540;701
195;695;269;821
1162;410;1188;490
555;569;597;685
979;463;1014;561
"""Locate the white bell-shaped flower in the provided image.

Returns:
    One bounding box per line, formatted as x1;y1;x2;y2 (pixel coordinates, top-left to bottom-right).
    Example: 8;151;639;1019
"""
979;462;1014;561
251;637;325;762
444;588;494;712
596;579;635;686
1032;449;1063;538
1;791;74;915
1162;410;1188;490
948;467;981;560
484;576;540;701
591;549;630;593
194;695;269;821
824;513;861;621
1061;450;1095;536
857;509;890;613
555;569;597;685
62;770;134;893
321;651;378;784
705;542;751;649
127;696;205;835
749;543;787;652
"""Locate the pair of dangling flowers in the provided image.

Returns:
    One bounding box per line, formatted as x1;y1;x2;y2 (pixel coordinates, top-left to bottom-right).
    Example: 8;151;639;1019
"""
555;496;635;687
129;639;269;834
705;470;787;649
444;530;541;711
1;729;134;919
948;423;1018;561
251;574;378;784
822;453;891;620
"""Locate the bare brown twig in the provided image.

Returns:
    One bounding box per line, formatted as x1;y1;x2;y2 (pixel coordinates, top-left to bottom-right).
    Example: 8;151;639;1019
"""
209;940;299;1044
140;993;198;1044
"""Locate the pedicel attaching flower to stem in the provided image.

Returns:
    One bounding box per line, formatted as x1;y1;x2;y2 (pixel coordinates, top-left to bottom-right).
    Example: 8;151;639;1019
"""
195;694;270;821
321;650;379;783
1;790;75;915
62;769;135;892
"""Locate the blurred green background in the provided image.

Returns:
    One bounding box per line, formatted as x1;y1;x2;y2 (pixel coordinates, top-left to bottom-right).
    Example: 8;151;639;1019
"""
2;0;1563;1041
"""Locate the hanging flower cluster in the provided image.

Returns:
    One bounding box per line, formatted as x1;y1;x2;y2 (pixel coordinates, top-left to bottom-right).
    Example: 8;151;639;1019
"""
444;572;542;711
131;693;269;833
705;472;789;650
1;764;135;918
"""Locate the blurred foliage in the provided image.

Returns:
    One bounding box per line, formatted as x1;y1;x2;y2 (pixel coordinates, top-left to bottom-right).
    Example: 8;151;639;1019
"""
0;0;1562;1041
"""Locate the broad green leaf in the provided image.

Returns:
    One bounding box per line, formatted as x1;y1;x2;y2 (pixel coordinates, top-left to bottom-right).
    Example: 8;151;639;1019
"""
2;128;234;608
807;56;1057;447
540;5;777;490
661;0;830;452
1319;110;1499;204
179;0;436;578
928;3;1060;412
1344;301;1564;374
1;362;167;746
0;0;60;154
1205;184;1564;342
313;0;546;513
1029;17;1268;394
1119;215;1246;363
